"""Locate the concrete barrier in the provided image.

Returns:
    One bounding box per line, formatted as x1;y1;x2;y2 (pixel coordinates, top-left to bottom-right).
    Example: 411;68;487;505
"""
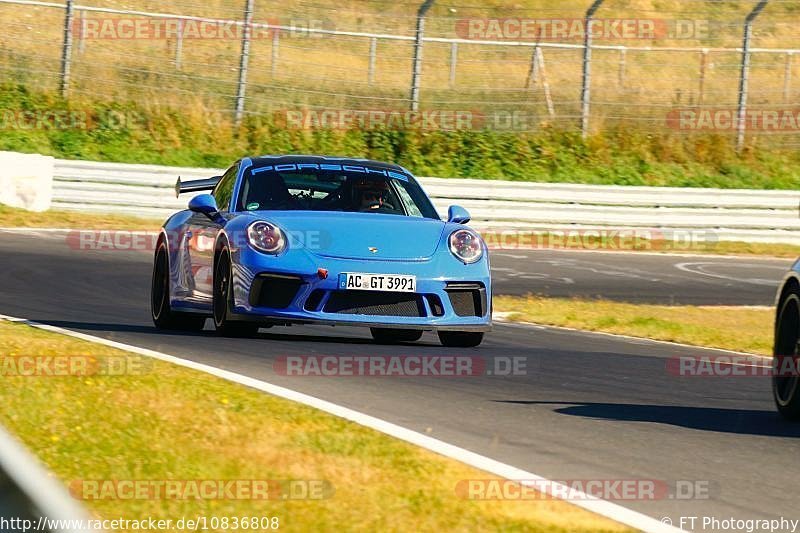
0;152;54;212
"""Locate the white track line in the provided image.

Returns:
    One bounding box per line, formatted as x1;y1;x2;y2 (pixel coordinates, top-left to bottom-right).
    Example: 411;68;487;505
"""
0;314;682;533
675;262;786;286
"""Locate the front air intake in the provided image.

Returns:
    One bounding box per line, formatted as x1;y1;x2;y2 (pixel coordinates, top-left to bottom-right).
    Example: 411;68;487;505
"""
249;274;304;309
324;291;426;317
445;282;487;317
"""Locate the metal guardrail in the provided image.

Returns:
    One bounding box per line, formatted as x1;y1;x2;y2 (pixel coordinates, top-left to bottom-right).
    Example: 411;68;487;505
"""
51;158;800;244
0;316;99;530
0;422;94;531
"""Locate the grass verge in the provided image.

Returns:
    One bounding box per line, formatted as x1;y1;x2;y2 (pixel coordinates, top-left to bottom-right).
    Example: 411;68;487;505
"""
494;295;774;355
0;321;628;532
0;204;161;230
2;84;800;189
652;240;800;259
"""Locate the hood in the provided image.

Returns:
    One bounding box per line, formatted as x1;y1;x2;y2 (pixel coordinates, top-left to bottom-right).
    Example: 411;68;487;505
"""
249;211;446;260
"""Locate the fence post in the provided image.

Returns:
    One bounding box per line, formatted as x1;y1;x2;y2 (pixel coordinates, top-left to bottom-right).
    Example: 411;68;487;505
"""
234;0;255;128
449;42;458;88
526;45;540;88
784;52;793;103
59;0;75;98
580;0;604;139
175;19;184;71
736;0;768;152
698;49;708;105
271;31;280;77
368;37;377;85
77;8;85;54
537;47;555;118
409;0;435;112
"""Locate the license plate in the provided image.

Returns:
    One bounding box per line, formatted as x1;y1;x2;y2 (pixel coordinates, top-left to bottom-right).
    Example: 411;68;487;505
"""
340;273;416;292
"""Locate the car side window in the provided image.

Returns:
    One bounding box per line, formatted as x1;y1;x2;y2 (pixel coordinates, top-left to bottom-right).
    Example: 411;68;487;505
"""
393;181;423;217
213;163;239;212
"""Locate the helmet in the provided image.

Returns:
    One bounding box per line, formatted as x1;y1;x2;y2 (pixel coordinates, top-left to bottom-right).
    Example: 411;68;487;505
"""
353;178;389;206
353;178;389;192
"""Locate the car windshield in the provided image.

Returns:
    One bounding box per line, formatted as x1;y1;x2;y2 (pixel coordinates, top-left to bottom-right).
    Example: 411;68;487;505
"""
237;163;439;219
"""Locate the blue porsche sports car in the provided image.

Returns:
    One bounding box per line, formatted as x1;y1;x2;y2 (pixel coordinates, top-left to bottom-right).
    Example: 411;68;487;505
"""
151;155;491;347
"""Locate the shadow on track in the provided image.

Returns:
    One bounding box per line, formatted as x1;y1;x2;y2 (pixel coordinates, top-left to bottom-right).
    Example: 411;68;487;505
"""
32;319;442;347
494;400;800;438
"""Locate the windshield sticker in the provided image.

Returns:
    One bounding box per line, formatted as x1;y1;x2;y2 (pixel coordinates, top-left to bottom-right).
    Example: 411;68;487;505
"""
251;163;410;181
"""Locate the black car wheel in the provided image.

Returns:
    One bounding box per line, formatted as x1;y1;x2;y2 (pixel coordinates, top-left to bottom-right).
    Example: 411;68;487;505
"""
438;331;484;348
774;291;800;420
151;245;207;331
370;328;423;344
213;251;259;338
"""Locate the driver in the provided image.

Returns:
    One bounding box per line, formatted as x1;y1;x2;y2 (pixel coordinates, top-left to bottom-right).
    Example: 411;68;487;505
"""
354;178;390;211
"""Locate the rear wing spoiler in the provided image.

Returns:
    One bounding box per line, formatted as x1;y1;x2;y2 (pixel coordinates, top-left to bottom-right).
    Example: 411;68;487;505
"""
174;176;221;198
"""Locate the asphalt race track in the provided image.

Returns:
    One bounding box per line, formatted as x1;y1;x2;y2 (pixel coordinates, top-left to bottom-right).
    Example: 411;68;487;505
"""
490;250;791;306
1;230;799;530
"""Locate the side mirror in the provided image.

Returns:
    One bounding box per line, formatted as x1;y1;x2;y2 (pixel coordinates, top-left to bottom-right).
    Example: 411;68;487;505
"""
447;205;471;224
188;194;220;220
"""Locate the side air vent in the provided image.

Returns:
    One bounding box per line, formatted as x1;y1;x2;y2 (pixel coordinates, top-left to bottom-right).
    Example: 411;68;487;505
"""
445;282;487;317
249;274;304;309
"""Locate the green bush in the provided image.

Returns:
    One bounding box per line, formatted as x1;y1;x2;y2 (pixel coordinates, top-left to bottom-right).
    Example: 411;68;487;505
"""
1;84;798;189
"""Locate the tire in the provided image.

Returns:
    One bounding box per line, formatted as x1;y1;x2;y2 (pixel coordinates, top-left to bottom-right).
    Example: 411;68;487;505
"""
213;251;260;338
370;328;423;344
773;291;800;420
151;244;207;331
438;331;484;348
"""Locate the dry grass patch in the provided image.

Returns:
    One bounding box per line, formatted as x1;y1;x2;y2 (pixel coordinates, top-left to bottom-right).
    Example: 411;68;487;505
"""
494;295;774;355
0;204;161;230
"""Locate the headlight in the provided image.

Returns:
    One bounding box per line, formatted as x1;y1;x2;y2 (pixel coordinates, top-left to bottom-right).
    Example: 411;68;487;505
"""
449;229;483;264
247;221;286;254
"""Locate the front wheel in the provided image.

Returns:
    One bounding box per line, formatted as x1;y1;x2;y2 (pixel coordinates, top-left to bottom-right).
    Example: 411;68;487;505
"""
151;245;207;331
438;331;484;348
370;328;423;344
213;251;260;338
774;292;800;420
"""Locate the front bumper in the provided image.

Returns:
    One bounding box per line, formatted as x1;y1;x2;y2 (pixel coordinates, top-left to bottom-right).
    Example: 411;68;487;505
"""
229;248;492;332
